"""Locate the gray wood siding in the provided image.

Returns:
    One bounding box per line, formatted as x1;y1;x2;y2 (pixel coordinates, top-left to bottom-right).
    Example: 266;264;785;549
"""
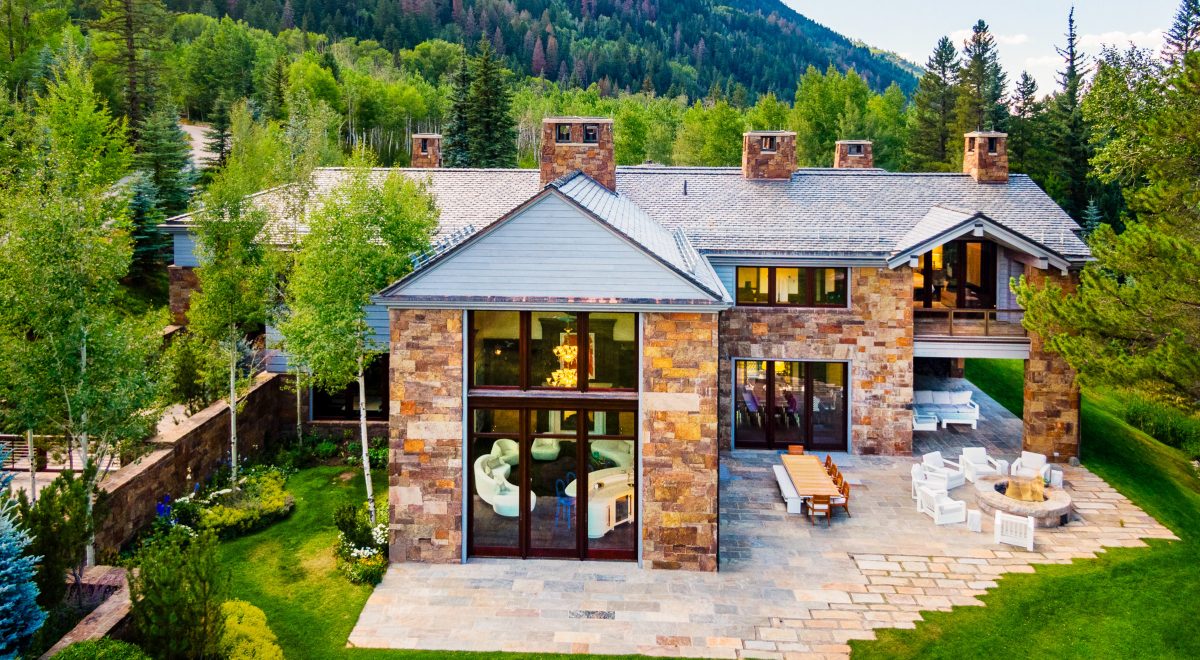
173;231;199;267
996;247;1022;310
264;305;390;374
398;195;707;300
714;265;737;300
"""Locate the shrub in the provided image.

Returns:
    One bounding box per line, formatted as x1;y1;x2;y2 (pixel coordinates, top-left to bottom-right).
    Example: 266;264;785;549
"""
219;600;284;660
195;467;295;539
160;334;220;415
313;439;339;460
54;639;152;659
14;467;95;608
0;496;44;656
128;527;227;659
1124;395;1200;458
332;502;388;585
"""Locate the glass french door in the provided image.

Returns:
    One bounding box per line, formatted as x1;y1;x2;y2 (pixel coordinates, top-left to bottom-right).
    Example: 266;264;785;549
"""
733;360;848;450
468;405;636;560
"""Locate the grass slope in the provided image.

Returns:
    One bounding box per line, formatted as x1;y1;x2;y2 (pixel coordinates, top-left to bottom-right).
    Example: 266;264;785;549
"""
852;359;1200;659
218;466;647;660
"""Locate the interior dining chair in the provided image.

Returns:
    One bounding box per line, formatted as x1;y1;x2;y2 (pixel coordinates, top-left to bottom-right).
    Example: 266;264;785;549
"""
787;445;805;455
808;494;832;527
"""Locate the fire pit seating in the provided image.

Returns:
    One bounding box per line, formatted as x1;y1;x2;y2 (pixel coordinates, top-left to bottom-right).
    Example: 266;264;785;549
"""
917;485;967;525
1011;451;1052;483
922;451;965;489
959;447;1003;483
910;463;950;499
913;389;980;429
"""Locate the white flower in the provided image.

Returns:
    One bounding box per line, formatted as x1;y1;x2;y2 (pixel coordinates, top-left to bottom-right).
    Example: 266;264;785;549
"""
371;524;388;547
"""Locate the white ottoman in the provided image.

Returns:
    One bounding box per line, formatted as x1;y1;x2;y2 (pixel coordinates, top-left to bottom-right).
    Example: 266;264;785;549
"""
967;508;982;533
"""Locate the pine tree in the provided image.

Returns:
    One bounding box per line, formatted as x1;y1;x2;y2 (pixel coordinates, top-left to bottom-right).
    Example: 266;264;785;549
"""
91;0;172;129
442;54;472;167
0;490;45;657
954;20;1008;135
906;36;960;170
135;104;195;215
1166;0;1200;63
126;170;166;283
467;38;516;168
205;91;232;167
1050;7;1091;219
1007;71;1047;178
1080;198;1104;238
263;54;290;120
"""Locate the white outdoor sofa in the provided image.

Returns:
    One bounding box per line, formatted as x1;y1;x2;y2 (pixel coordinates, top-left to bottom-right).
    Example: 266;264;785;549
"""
913;390;981;429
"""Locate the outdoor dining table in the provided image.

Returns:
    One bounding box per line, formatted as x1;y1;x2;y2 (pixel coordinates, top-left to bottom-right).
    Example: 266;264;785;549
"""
781;454;843;501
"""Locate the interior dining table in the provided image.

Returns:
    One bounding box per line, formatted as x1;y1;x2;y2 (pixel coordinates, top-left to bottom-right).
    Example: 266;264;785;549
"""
780;454;843;501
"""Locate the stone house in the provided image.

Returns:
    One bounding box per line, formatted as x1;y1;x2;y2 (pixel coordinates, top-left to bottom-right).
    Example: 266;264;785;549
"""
162;118;1089;571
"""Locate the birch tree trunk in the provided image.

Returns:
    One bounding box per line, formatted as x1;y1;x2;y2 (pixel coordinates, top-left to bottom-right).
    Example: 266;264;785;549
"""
27;429;35;502
80;333;96;567
358;354;376;524
228;331;239;486
296;378;303;441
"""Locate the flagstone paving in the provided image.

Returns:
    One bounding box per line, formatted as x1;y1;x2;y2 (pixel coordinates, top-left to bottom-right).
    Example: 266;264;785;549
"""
349;450;1177;659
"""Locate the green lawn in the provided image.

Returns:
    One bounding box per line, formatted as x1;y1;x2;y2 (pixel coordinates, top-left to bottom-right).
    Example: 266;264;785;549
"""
218;466;648;660
851;359;1200;659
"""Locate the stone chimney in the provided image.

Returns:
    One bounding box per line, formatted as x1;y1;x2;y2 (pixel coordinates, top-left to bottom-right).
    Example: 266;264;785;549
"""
742;131;796;179
963;131;1008;183
540;117;615;190
833;140;874;169
411;133;441;168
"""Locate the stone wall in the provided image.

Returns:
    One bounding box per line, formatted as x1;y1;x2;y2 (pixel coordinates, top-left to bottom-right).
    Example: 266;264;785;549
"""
168;265;199;325
833;141;875;169
387;308;464;563
410;134;441;168
718;267;914;455
741;132;797;179
539;119;615;191
641;312;720;571
1022;268;1081;459
40;566;131;659
95;373;294;554
963;132;1009;184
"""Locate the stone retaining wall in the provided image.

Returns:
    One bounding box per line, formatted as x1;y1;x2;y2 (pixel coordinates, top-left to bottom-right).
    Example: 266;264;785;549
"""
95;373;294;554
40;566;131;659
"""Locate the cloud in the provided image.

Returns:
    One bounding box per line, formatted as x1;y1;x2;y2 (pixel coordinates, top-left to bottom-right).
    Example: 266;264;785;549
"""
949;29;1030;47
1077;29;1165;51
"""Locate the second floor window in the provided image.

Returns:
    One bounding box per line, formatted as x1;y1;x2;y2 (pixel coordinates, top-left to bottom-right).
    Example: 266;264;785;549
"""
736;267;849;308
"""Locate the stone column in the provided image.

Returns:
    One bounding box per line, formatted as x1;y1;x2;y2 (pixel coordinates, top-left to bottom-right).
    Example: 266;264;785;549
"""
388;308;464;563
641;312;720;571
1022;269;1081;460
168;265;199;325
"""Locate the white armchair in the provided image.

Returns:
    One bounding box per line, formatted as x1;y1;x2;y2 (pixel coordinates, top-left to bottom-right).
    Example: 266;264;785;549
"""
959;447;1002;483
1011;451;1052;483
490;438;519;466
922;451;965;489
531;437;561;461
994;511;1036;551
910;463;949;500
917;486;967;525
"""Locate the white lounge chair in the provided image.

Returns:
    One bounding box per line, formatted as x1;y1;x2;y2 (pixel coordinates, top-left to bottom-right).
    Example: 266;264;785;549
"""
959;447;1002;483
773;465;805;514
473;454;534;517
917;486;967;525
910;464;948;500
922;451;965;489
994;511;1036;551
1011;451;1052;483
531;437;561;461
491;438;519;466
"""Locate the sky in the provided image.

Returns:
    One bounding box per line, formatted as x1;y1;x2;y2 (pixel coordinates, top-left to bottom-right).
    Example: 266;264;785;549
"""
786;1;1179;92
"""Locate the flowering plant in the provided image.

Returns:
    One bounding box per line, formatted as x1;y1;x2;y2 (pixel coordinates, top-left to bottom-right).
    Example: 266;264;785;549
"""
333;503;388;584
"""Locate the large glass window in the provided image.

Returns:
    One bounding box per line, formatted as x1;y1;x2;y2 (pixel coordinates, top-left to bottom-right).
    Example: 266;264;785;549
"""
913;241;996;309
470;311;636;392
735;266;850;308
732;360;848;450
311;357;389;421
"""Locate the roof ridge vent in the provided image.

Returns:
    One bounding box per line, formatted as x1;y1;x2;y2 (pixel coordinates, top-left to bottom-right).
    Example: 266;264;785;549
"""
412;224;475;271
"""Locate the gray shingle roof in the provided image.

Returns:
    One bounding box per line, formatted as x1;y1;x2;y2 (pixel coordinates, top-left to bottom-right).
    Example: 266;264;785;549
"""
893;205;979;255
613;167;1091;261
550;172;727;299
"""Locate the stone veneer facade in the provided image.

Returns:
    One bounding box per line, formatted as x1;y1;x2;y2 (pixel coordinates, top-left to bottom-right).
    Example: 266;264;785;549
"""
539;118;616;191
641;312;721;571
741;131;797;179
1022;268;1081;459
718;267;914;455
168;265;199;325
833;140;875;169
388;308;464;563
963;132;1010;184
410;133;441;168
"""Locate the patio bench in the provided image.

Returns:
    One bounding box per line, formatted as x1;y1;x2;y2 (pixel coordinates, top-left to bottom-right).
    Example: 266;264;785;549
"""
773;465;805;514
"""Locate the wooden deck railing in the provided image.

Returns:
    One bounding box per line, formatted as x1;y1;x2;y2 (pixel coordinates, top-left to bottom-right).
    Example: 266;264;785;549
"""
913;308;1027;338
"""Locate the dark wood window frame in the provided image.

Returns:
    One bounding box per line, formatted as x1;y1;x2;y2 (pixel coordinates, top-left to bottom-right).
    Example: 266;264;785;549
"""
915;240;997;309
467;399;638;562
734;266;849;308
468;311;637;394
309;356;390;421
555;123;572;143
733;359;849;451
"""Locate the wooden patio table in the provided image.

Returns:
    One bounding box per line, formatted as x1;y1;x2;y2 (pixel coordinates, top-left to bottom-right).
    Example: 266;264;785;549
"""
781;454;843;500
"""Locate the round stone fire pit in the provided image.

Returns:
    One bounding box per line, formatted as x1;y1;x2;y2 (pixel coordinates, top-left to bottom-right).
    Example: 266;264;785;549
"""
974;475;1073;528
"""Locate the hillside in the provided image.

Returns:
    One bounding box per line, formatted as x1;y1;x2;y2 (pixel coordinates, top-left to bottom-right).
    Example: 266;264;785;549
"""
167;0;918;97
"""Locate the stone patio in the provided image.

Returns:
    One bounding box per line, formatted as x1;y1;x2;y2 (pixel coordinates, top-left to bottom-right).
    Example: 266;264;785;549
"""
349;449;1177;659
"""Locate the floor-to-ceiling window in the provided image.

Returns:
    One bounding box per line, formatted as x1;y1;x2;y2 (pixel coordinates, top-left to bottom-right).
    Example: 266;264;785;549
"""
913;240;997;309
467;311;637;561
733;360;848;450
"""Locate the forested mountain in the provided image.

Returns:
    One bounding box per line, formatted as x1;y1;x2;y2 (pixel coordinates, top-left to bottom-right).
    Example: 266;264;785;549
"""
163;0;918;98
